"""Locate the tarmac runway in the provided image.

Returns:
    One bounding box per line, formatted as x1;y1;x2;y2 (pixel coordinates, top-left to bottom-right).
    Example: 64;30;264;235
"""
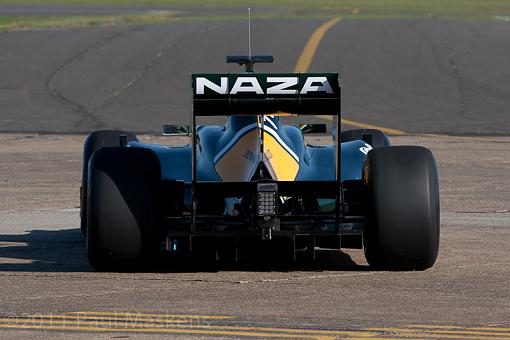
0;11;509;134
0;134;509;339
1;6;510;339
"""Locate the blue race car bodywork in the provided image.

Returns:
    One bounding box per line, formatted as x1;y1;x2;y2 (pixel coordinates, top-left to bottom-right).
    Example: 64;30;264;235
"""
129;117;368;184
82;56;439;270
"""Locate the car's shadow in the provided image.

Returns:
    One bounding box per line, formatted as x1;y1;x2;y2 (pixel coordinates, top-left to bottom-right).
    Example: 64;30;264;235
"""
0;228;369;272
0;228;90;272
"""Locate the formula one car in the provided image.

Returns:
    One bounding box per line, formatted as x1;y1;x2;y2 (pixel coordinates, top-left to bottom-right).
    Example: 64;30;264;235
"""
80;56;439;271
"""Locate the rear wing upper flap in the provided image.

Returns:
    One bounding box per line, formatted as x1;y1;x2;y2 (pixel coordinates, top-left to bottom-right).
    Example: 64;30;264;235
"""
192;73;340;116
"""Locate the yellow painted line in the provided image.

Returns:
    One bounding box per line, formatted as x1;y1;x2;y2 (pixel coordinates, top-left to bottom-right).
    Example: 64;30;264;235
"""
367;328;510;339
6;316;510;340
0;318;378;338
3;315;189;324
11;312;510;340
145;324;378;337
365;333;507;340
341;118;407;135
294;18;407;136
427;330;510;337
294;17;341;73
409;324;510;331
350;338;408;340
8;321;509;340
350;338;410;340
0;318;188;327
68;311;234;319
372;326;510;336
2;323;509;340
316;115;406;135
0;323;337;339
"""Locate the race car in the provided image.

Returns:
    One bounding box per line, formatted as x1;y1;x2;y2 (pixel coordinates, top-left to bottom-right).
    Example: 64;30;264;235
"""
80;56;439;271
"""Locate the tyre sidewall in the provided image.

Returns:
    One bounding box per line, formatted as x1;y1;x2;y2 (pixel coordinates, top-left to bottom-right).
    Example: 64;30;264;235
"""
365;146;440;269
86;147;160;271
80;130;138;234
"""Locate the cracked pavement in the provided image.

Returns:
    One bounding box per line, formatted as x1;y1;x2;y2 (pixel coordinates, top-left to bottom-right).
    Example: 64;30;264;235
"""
1;19;509;134
0;134;509;336
0;13;509;338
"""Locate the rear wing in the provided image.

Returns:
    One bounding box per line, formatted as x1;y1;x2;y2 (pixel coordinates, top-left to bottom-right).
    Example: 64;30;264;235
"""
189;72;342;236
192;73;340;116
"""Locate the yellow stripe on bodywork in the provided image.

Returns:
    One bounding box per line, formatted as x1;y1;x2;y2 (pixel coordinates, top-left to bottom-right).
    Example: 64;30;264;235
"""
263;131;299;181
215;129;259;181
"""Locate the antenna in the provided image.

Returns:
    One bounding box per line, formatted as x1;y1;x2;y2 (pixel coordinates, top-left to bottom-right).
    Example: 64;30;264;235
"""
248;7;251;59
226;8;274;72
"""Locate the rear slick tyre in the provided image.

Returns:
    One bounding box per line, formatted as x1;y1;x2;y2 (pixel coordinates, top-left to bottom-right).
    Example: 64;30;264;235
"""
364;146;440;270
80;130;138;235
340;129;390;148
86;147;160;271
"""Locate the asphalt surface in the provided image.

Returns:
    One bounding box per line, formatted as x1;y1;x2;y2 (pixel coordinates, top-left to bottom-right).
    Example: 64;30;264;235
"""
1;6;510;339
0;134;509;339
0;10;509;134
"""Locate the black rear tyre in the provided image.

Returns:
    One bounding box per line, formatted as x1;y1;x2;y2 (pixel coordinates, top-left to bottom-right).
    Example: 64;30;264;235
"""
80;130;138;235
341;129;390;148
86;147;160;271
364;146;440;270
